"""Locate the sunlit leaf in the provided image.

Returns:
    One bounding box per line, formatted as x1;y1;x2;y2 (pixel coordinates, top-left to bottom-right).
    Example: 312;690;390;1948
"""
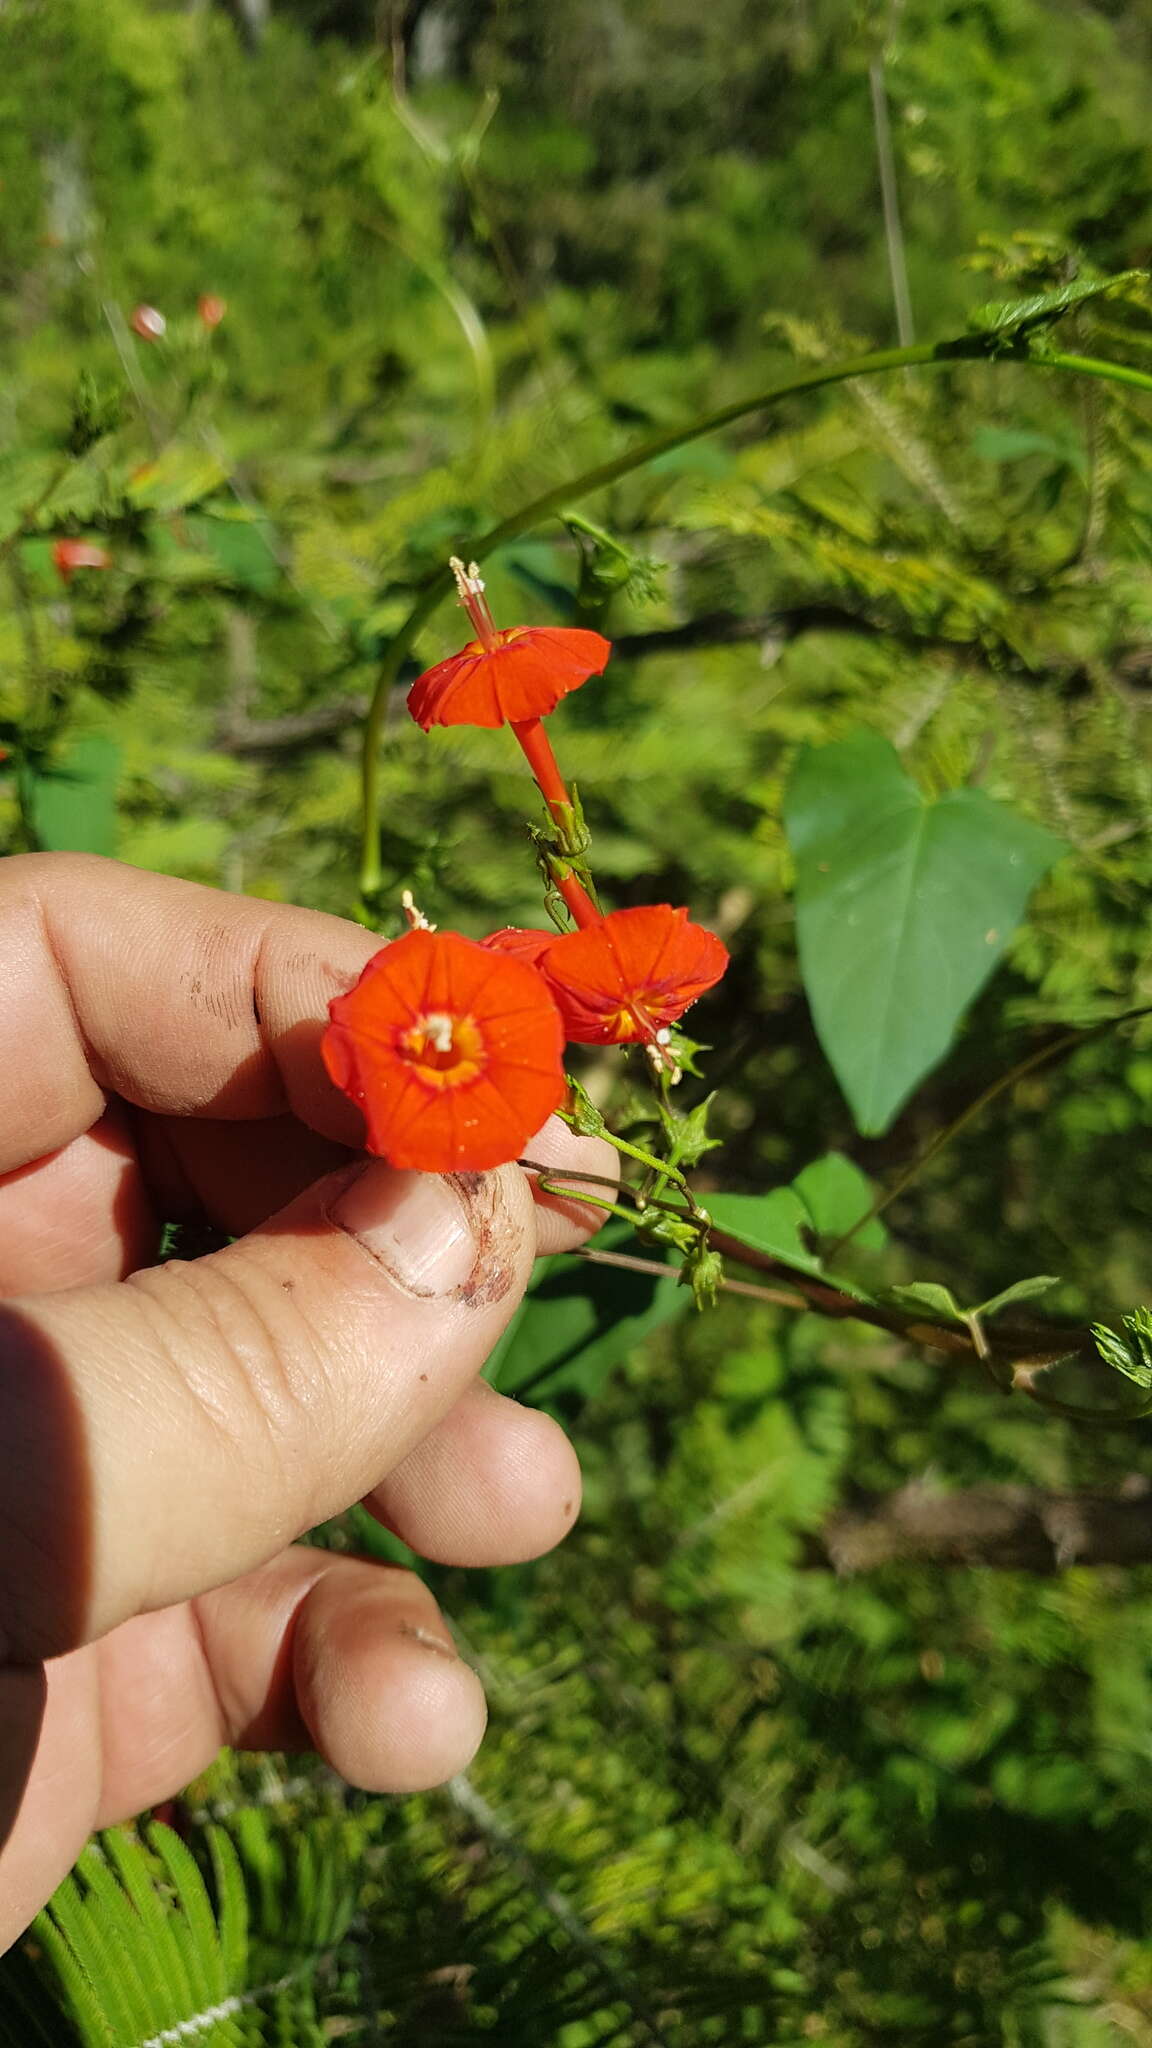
29;736;119;857
784;730;1066;1135
968;269;1146;346
126;445;230;513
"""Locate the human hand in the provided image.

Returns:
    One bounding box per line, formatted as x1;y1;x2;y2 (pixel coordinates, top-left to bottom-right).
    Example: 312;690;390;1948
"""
0;854;613;1951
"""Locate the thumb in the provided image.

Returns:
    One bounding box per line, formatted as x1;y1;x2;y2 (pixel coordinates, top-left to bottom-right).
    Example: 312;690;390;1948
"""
0;1160;537;1665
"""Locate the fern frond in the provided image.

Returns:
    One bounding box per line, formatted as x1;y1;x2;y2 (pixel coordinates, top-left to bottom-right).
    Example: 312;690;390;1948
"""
0;1806;366;2048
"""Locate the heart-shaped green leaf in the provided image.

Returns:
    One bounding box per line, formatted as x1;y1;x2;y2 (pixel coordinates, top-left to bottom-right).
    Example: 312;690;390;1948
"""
706;1188;824;1276
784;731;1065;1134
791;1151;887;1252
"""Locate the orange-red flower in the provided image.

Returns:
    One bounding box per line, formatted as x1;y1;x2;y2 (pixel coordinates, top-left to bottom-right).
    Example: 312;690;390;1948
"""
408;556;610;730
480;926;557;967
52;538;111;581
197;293;227;330
409;624;610;731
322;928;567;1173
533;905;728;1045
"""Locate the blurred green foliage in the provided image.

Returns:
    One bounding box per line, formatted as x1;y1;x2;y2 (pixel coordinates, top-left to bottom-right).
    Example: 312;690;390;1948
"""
7;0;1152;2039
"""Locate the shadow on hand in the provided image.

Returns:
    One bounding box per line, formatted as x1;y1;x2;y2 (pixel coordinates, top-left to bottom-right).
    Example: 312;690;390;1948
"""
0;1304;92;1858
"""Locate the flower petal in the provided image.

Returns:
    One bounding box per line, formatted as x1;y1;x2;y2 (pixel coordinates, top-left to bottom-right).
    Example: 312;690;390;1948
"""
481;927;558;967
322;928;567;1171
409;626;610;731
539;905;729;1043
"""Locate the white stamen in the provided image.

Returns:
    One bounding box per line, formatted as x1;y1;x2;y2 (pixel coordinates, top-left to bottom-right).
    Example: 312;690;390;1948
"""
449;554;486;601
422;1011;455;1054
401;888;437;932
645;1036;682;1085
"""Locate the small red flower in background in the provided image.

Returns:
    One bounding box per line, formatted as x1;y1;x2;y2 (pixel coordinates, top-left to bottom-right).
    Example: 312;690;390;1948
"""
322;928;566;1173
130;304;166;341
52;538;112;581
197;293;227;330
533;905;729;1045
408;558;610;731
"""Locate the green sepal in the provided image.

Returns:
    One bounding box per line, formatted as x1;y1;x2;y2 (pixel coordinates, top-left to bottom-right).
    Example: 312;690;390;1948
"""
562;1076;607;1137
684;1241;725;1310
657;1091;720;1167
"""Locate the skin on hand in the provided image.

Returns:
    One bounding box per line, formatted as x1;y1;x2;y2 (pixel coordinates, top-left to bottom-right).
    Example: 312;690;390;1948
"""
0;854;615;1955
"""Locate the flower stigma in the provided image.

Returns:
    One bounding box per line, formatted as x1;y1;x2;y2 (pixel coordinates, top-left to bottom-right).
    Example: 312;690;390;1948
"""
449;555;500;653
399;1008;486;1087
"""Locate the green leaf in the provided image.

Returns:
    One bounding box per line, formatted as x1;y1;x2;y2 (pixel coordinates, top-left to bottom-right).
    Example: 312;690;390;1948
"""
791;1151;887;1252
707;1183;878;1300
969;425;1083;469
29;736;119;856
147;1825;227;2007
706;1187;825;1276
967;270;1146;345
126;444;230;513
661;1091;721;1167
185;511;283;596
1091;1307;1152;1390
783;730;1066;1135
974;1275;1061;1319
116;815;230;878
879;1281;966;1324
101;1830;198;2028
206;1825;249;1983
486;1222;686;1405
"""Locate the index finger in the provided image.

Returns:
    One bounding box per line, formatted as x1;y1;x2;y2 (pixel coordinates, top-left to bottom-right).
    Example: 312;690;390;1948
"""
0;853;395;1172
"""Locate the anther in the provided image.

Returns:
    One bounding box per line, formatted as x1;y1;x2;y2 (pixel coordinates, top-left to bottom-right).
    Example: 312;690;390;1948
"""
401;889;437;932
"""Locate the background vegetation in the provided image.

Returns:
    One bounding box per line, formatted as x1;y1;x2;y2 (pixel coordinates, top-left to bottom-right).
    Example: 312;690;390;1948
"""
5;0;1152;2038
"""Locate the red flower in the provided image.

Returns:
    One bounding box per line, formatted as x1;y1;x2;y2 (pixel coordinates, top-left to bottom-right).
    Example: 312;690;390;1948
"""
130;304;166;341
197;293;227;330
537;905;729;1045
480;927;557;967
408;558;609;730
52;538;111;581
322;929;566;1173
409;625;610;731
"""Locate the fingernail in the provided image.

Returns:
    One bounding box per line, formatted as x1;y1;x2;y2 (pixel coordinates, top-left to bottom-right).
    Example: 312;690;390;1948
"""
330;1163;478;1296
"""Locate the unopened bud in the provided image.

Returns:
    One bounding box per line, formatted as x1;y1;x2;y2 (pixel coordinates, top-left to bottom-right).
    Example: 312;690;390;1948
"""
130;304;167;341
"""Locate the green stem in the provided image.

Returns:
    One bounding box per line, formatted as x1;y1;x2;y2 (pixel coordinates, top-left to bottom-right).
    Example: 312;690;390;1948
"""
1043;349;1152;397
555;1110;692;1193
359;336;1152;903
533;1178;640;1228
